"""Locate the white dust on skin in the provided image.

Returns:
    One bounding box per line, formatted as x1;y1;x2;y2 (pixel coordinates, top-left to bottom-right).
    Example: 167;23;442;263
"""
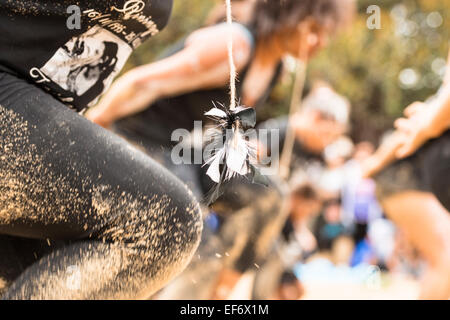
0;105;202;299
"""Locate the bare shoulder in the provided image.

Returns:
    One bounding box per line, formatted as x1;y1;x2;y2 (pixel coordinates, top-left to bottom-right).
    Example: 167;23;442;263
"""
186;23;253;52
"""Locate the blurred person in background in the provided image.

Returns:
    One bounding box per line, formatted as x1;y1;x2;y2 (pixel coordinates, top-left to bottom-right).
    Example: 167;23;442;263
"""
311;135;356;265
367;218;396;271
313;198;345;257
87;1;354;130
251;183;321;300
205;0;256;26
258;82;351;185
249;82;351;299
363;50;450;299
258;83;351;260
340;141;384;266
320;136;355;197
272;271;305;300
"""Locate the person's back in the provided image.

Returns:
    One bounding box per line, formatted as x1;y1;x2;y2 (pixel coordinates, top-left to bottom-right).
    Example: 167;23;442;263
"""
114;22;281;151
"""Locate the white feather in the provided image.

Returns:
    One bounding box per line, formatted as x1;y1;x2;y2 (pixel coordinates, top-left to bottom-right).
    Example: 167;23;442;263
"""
226;130;248;176
206;148;225;183
205;108;227;118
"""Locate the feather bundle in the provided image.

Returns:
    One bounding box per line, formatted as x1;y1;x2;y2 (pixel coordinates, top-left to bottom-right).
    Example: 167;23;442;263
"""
203;103;268;204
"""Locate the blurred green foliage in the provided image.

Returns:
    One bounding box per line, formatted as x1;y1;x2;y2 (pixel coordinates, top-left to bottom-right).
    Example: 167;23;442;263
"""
124;0;216;71
309;0;450;142
125;0;449;143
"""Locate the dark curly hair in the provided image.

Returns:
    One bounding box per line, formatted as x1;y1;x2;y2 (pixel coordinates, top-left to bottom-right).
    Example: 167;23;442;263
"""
250;0;355;41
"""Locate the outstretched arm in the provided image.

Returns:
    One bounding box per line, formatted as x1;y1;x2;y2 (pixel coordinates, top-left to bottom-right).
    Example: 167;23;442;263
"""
363;50;450;177
394;87;450;158
393;50;450;158
363;94;450;178
87;24;252;128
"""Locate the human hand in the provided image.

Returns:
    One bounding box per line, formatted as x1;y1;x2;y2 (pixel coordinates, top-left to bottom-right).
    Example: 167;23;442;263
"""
86;75;136;128
86;70;157;129
361;131;404;178
394;101;440;159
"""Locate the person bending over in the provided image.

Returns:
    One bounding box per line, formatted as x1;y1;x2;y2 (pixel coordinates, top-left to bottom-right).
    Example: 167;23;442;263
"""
363;50;450;299
0;0;203;299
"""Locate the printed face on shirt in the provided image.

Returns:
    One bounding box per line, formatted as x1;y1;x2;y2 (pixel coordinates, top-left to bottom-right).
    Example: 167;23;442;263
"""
40;26;131;106
20;0;172;110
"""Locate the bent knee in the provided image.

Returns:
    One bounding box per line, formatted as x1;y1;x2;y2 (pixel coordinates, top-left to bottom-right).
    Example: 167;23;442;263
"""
136;185;203;287
164;186;204;260
97;176;203;261
159;176;204;257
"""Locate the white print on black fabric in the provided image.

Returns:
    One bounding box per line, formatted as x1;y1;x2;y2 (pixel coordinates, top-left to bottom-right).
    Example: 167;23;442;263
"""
29;67;51;84
84;0;159;49
28;1;161;109
30;26;132;107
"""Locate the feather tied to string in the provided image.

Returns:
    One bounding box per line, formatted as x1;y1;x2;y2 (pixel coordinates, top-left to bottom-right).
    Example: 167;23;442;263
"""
203;104;268;204
202;0;268;204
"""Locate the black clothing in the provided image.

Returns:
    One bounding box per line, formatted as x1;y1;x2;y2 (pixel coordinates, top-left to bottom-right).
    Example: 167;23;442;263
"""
0;71;202;299
375;130;450;211
258;116;325;177
0;0;173;111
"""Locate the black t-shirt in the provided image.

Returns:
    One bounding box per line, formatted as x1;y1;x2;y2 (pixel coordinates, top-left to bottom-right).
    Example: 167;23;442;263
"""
0;0;173;111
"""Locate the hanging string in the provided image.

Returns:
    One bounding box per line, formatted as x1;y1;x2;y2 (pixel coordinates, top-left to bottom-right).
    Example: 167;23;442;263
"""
226;0;237;110
279;60;307;180
203;0;263;204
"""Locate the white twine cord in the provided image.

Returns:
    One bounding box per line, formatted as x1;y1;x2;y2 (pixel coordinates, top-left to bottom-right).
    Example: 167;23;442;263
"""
224;1;306;182
226;0;237;110
279;60;307;180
